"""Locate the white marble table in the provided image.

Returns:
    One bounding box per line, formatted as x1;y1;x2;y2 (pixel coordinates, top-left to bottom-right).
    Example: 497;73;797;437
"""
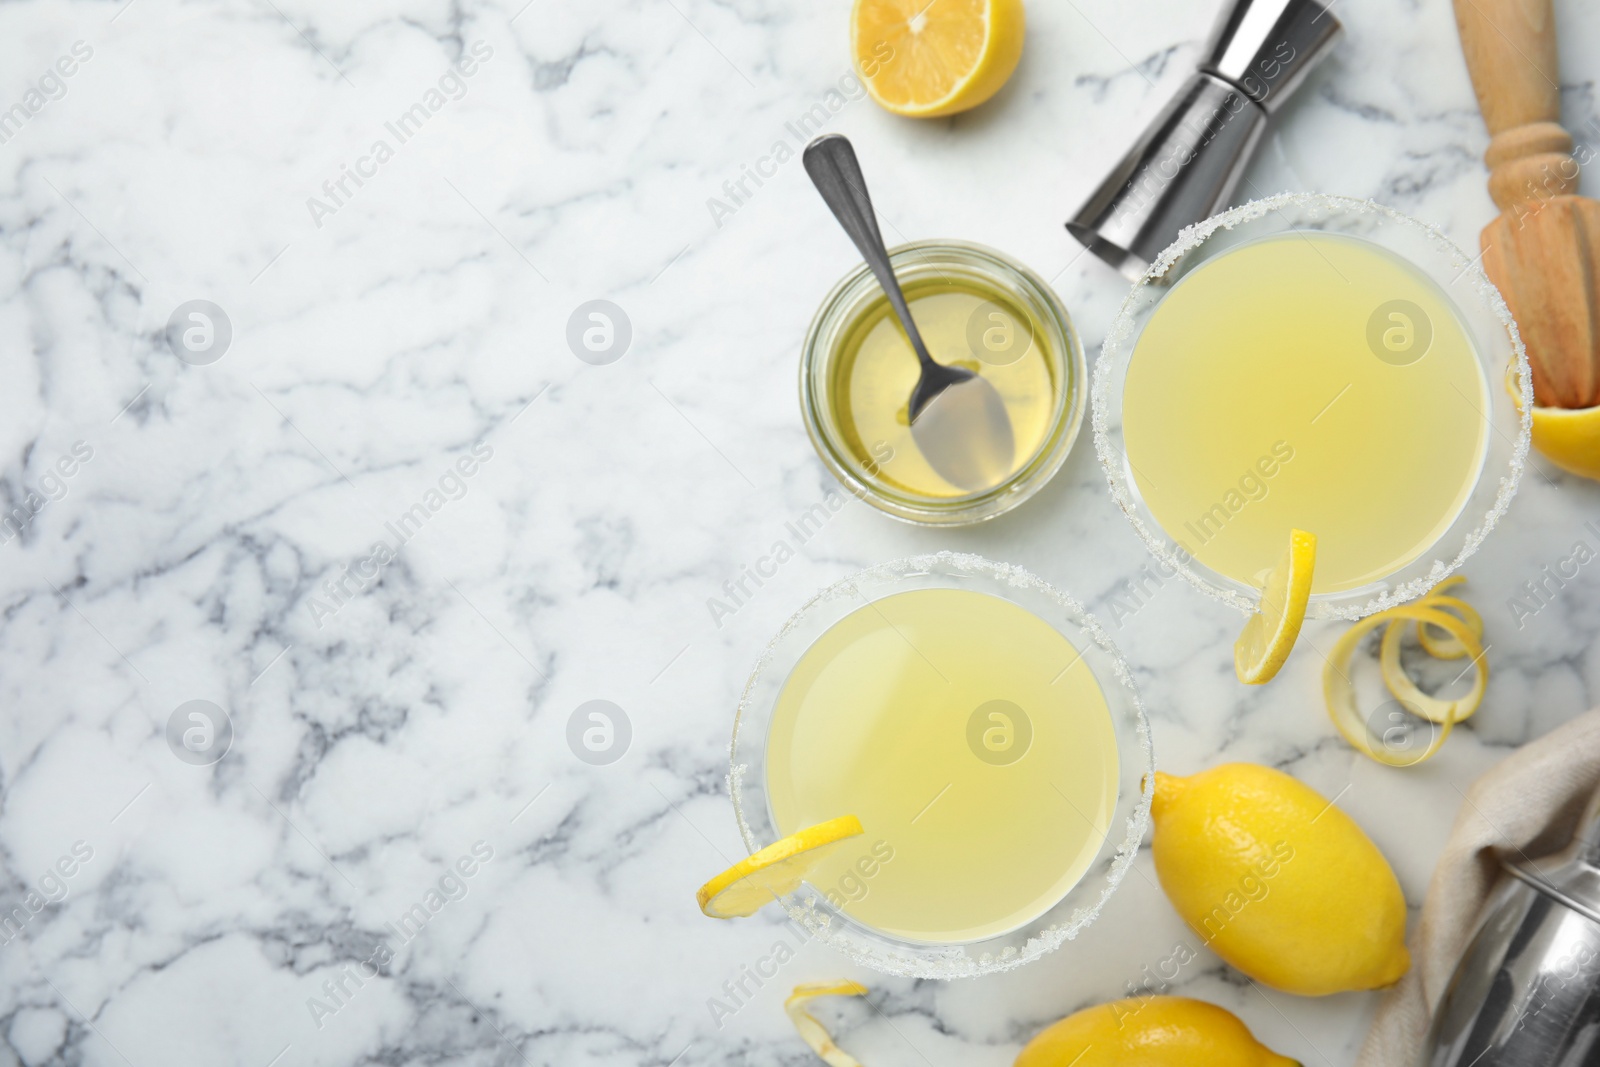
0;0;1597;1064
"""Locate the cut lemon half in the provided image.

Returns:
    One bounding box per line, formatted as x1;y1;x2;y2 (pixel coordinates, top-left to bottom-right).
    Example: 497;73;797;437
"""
1234;529;1316;685
1531;402;1600;481
786;982;868;1067
1506;362;1600;482
852;0;1026;118
696;815;863;919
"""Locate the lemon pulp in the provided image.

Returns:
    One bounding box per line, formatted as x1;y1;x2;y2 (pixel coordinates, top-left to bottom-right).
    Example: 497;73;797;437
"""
1123;233;1489;593
852;0;1026;118
764;587;1118;943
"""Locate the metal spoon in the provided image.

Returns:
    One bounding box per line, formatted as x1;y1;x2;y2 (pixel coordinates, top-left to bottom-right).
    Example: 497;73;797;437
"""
802;134;1015;494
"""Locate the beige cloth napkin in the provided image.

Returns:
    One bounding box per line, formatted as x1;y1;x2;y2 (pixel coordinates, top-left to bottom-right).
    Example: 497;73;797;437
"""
1356;707;1600;1066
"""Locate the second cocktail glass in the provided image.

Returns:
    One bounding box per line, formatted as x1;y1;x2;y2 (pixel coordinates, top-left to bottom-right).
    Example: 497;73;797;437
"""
729;553;1153;979
1094;192;1533;621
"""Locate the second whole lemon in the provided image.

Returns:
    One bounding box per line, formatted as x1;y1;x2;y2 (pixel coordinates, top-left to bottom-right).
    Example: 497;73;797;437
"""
1152;763;1409;996
1015;995;1297;1067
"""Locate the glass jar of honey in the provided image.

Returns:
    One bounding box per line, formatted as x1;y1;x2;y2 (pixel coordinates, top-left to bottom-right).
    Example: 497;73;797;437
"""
800;240;1085;525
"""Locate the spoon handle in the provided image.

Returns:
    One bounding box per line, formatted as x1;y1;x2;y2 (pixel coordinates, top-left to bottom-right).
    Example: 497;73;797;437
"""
802;134;935;367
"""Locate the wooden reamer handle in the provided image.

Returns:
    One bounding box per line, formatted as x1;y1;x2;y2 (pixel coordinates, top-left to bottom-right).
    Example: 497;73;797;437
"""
1452;0;1577;211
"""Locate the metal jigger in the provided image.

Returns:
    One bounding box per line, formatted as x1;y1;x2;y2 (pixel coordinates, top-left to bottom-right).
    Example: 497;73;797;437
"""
1066;0;1342;279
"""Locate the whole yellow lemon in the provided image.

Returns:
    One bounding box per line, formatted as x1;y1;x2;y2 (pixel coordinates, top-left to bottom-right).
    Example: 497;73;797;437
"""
1151;763;1409;996
1015;995;1297;1067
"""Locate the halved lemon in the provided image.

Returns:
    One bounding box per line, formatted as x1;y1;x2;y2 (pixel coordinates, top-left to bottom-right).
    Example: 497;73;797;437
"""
1234;529;1316;685
696;815;863;919
1531;402;1600;481
786;982;868;1067
1505;362;1600;481
852;0;1026;118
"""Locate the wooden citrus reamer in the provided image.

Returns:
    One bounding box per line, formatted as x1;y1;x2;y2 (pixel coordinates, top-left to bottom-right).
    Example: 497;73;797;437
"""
1453;0;1600;410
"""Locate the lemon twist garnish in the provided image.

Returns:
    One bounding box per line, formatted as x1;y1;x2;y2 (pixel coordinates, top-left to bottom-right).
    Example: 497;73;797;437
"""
1234;529;1317;685
786;982;868;1067
696;815;863;919
1324;579;1488;766
1409;575;1483;659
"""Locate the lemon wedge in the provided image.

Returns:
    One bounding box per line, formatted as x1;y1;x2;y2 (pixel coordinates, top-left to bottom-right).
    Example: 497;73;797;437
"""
1234;529;1316;684
696;815;863;919
786;982;868;1067
852;0;1025;118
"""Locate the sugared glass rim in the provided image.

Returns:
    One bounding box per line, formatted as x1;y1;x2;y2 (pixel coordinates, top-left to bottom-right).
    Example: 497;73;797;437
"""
728;552;1154;979
799;240;1087;526
1092;192;1533;621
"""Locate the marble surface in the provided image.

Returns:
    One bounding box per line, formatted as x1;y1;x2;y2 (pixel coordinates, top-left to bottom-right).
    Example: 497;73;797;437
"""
0;0;1598;1064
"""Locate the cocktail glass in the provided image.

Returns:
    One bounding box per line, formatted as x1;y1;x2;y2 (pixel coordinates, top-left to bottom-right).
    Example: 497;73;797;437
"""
1094;192;1533;621
728;552;1153;979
